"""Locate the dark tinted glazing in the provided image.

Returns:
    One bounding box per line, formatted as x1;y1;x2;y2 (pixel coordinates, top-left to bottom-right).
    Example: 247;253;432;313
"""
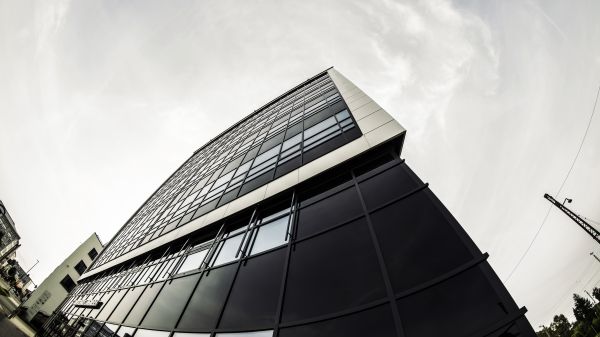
283;218;385;322
370;190;473;292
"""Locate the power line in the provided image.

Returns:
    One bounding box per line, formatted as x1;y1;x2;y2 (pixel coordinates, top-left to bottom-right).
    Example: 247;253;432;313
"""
548;258;595;317
504;85;600;283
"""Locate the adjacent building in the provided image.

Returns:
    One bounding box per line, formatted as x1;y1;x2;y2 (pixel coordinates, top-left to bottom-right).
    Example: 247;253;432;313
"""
22;233;103;329
40;68;536;337
0;200;21;264
0;199;31;301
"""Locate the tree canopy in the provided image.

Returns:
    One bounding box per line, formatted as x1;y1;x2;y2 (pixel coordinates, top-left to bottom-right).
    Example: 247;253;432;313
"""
538;288;600;337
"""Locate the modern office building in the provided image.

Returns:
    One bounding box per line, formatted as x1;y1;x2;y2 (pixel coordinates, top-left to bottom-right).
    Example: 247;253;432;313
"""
21;233;104;329
40;68;536;337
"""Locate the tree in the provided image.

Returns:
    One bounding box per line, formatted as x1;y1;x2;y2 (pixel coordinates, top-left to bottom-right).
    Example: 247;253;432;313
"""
573;294;595;324
537;315;573;337
549;314;573;337
592;287;600;303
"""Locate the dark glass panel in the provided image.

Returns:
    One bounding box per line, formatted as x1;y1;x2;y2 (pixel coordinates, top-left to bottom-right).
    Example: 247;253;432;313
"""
239;169;275;196
177;211;195;228
304;108;334;129
343;126;361;141
141;274;201;330
279;304;396;337
219;249;286;330
259;132;285;155
243;146;260;164
370;191;472;292
108;286;144;323
297;186;362;238
193;199;218;219
96;290;127;322
222;155;244;176
282;218;386;322
177;265;237;331
123;282;163;326
328;100;347;114
285;122;303;140
217;187;240;207
274;156;301;179
302;134;347;164
352;152;395;177
397;267;507;337
359;164;420;210
207;166;225;184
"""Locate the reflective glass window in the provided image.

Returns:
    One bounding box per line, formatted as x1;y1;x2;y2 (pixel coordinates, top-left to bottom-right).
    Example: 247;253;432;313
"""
250;216;289;255
109;286;144;323
283;218;386;322
358;164;420;210
141;274;200;330
304;116;336;140
212;232;245;266
177;265;237;331
370;190;473;292
124;283;163;326
219;249;286;330
178;248;209;274
297;186;362;238
96;290;127;322
397;268;506;337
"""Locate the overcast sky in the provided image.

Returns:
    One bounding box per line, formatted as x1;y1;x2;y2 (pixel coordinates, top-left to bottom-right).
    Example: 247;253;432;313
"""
1;0;599;327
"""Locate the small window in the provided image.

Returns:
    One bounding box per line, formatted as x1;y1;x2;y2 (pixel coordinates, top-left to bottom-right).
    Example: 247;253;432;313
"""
60;275;76;292
212;228;246;267
88;248;98;260
250;214;289;255
178;247;209;274
74;260;87;275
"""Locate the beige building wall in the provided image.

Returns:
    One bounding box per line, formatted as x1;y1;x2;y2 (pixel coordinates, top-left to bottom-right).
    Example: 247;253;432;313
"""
22;233;103;323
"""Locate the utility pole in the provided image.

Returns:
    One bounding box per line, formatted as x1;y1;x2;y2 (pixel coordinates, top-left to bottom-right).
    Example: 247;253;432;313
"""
544;194;600;244
25;259;39;274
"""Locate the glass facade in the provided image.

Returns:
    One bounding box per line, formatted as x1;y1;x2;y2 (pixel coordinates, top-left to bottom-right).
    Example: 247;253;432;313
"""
90;72;360;269
40;69;536;337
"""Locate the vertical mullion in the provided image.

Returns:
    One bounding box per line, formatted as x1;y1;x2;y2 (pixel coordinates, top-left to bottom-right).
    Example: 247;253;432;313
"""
351;171;406;337
273;191;298;337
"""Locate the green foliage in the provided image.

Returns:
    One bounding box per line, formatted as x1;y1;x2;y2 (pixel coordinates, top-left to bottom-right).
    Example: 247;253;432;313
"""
538;288;600;337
